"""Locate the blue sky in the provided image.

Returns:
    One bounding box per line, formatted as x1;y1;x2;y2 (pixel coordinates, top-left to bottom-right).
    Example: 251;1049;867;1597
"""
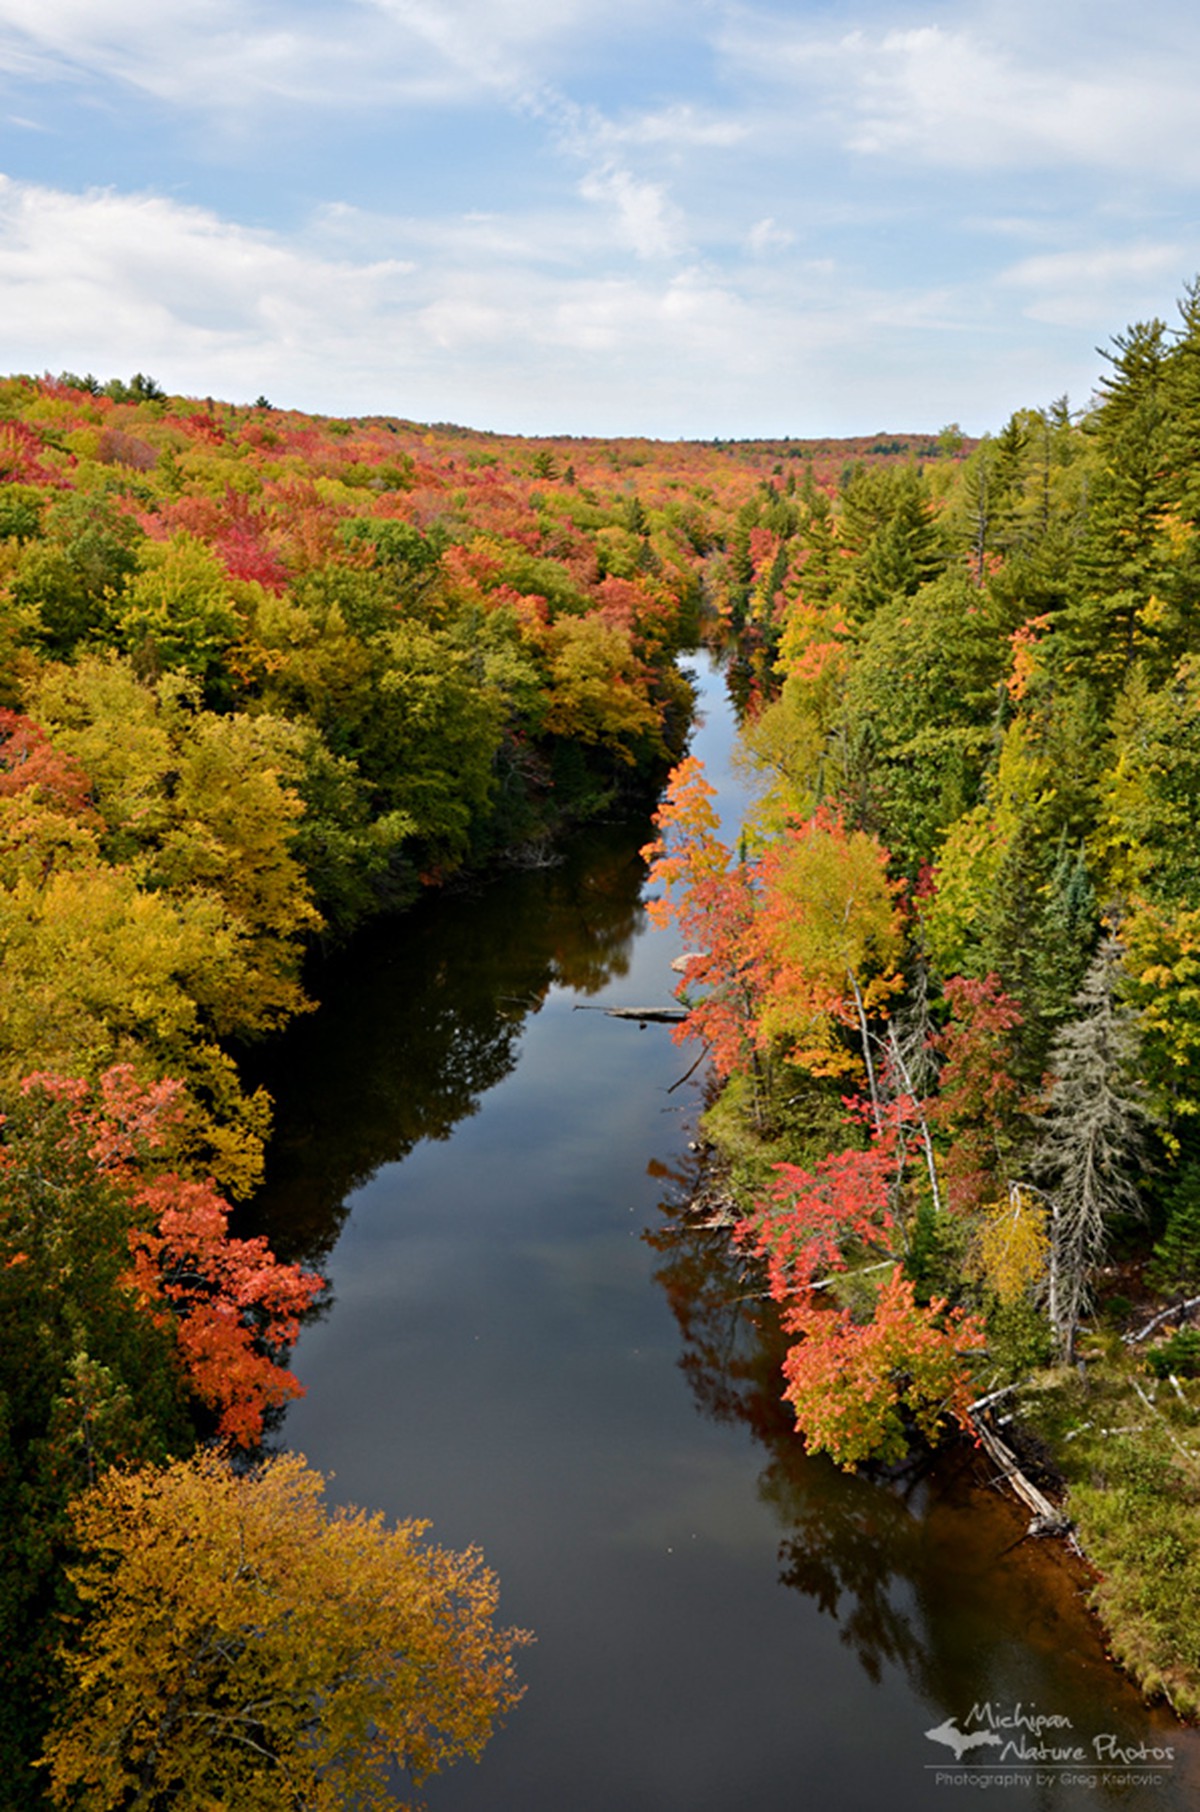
0;0;1196;437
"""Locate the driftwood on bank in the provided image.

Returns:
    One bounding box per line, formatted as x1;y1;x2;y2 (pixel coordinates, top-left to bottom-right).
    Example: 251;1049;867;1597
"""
572;1004;689;1023
969;1411;1073;1539
968;1294;1200;1538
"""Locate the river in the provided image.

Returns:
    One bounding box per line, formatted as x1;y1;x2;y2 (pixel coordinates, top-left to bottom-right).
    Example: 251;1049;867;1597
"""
248;652;1200;1812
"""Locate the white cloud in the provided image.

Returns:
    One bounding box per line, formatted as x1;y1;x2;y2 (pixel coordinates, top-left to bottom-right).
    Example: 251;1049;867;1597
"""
719;11;1200;180
855;26;1194;174
0;5;1186;437
999;241;1189;327
578;165;686;260
0;176;416;390
746;217;794;256
0;171;963;433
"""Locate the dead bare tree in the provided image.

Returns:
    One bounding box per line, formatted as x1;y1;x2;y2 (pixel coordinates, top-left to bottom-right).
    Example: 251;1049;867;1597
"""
1034;934;1148;1359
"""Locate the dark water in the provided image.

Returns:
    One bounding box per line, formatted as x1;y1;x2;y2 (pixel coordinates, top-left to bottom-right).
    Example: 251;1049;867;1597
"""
250;655;1200;1812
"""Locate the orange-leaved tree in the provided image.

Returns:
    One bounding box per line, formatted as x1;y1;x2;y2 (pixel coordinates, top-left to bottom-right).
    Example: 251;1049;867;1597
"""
6;1066;322;1448
780;1268;985;1469
641;754;762;1079
737;1126;984;1469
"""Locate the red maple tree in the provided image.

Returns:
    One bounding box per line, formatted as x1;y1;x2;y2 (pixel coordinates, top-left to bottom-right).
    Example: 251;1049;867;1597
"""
15;1066;323;1445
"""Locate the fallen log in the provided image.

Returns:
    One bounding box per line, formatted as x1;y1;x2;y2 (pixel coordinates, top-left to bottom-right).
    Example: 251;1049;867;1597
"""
966;1383;1021;1417
1123;1294;1200;1346
970;1413;1073;1538
572;1005;689;1023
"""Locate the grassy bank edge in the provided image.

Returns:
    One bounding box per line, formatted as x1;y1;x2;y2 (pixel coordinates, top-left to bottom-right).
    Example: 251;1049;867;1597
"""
1013;1349;1200;1721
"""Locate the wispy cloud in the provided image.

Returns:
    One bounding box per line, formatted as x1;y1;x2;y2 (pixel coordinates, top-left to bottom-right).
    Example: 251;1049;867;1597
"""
0;2;361;105
0;0;691;112
0;1;1193;433
999;241;1189;327
719;9;1200;180
0;171;1114;435
746;217;794;257
577;165;687;260
561;100;747;156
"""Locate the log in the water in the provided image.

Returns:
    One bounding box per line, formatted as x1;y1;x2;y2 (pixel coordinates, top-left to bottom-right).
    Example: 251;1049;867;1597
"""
572;1005;689;1023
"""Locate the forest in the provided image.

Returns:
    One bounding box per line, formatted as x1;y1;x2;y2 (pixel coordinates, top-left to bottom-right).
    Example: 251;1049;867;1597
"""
1;284;1199;1800
644;295;1200;1720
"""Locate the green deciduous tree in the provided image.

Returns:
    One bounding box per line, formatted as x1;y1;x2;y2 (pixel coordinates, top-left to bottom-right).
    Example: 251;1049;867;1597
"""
114;532;244;700
10;490;141;658
832;570;1005;868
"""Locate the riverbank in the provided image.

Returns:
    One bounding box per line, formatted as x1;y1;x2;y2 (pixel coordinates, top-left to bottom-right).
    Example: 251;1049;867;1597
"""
1012;1348;1200;1720
687;1105;1200;1727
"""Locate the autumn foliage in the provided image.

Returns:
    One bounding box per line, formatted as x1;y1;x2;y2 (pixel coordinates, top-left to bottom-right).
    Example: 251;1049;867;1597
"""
643;766;902;1093
641;756;759;1076
44;1450;529;1812
0;709;95;816
125;1173;321;1445
931;974;1028;1217
3;1065;322;1447
779;1269;985;1470
735;1130;985;1468
738;1142;896;1302
7;310;1200;1743
750;808;904;1080
645;749;991;1465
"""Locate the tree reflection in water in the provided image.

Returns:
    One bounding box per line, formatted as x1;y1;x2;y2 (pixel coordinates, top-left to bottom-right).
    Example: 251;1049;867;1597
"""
246;822;653;1269
643;1147;928;1687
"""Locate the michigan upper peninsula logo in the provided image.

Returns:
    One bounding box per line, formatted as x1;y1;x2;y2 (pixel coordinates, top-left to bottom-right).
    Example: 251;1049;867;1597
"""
924;1702;1176;1789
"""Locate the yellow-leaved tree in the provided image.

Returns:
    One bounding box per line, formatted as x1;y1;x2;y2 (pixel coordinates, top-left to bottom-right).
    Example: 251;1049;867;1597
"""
752;809;904;1123
44;1451;530;1812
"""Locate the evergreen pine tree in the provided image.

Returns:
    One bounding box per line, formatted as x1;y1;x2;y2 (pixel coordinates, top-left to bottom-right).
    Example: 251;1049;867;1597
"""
792;474;841;609
1031;840;1099;1028
1058;320;1173;698
844;468;944;620
1148;1157;1200;1295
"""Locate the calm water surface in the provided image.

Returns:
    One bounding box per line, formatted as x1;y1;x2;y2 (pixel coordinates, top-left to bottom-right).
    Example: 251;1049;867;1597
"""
250;655;1200;1812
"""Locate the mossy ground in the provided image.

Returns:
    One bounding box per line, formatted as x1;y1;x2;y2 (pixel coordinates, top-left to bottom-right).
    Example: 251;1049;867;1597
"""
1018;1340;1200;1720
